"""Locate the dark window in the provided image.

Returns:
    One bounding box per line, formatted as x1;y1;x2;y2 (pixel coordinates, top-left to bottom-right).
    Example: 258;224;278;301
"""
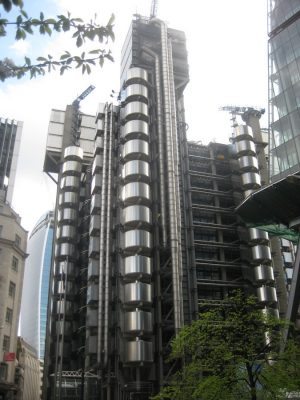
12;256;18;271
15;234;21;247
2;336;10;352
0;363;8;380
8;282;15;298
5;308;13;324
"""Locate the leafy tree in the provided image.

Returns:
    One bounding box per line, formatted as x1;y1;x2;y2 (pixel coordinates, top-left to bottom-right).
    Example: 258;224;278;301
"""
0;0;115;81
153;291;300;400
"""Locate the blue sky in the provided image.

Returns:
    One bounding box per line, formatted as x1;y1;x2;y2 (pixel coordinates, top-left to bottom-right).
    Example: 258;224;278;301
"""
0;0;269;231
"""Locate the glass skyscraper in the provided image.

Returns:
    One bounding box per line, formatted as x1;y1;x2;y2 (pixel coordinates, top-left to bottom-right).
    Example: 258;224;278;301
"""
20;211;54;360
268;0;300;181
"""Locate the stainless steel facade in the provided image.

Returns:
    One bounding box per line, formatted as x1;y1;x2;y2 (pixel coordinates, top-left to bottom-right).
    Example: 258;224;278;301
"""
43;16;277;400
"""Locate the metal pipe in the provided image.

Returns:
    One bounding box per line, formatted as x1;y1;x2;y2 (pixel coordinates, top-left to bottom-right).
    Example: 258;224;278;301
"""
167;39;184;321
104;103;114;366
141;46;168;247
160;21;182;332
97;103;109;366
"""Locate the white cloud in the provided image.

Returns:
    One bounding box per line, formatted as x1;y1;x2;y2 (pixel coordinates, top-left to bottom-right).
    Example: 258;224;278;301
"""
10;40;31;56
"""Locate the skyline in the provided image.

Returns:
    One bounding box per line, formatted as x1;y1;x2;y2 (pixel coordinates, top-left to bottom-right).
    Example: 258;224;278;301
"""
0;0;268;231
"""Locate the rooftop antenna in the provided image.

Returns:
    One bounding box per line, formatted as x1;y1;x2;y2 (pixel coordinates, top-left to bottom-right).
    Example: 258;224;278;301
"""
150;0;158;18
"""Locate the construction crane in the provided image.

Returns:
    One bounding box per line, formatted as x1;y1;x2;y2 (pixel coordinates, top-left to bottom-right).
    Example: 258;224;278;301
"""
71;85;95;144
150;0;158;19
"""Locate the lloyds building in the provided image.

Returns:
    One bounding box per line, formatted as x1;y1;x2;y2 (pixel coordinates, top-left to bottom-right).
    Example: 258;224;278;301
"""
43;14;283;400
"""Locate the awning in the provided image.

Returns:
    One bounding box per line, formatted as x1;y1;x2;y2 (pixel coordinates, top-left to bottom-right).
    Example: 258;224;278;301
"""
236;173;300;228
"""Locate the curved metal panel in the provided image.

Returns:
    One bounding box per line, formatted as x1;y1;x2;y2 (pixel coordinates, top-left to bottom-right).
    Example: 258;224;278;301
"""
87;282;99;303
55;243;76;258
249;228;269;244
235;140;256;156
123;102;149;122
123;255;152;278
257;286;277;304
123;205;152;228
251;245;272;264
90;193;101;214
125;84;148;102
56;281;75;295
124;282;152;305
55;261;75;276
64;145;83;160
254;265;275;282
121;160;150;181
233;125;253;141
89;214;101;236
62;160;81;176
122;120;149;141
91;173;102;194
57;208;77;223
122;140;149;162
56;321;72;336
122;182;151;205
60;175;80;190
92;154;103;175
55;300;73;315
238;156;259;172
241;172;261;189
88;259;99;279
124;340;153;363
124;230;152;252
126;67;148;85
124;310;152;334
57;225;76;241
58;191;78;207
89;236;100;258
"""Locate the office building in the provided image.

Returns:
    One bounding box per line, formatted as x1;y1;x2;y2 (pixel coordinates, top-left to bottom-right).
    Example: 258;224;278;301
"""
0;118;23;204
20;211;54;360
0;201;27;398
41;14;283;400
268;0;300;182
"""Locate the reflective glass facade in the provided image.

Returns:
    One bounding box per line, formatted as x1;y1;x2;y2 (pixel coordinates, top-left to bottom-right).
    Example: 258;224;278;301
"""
20;211;54;360
269;0;300;181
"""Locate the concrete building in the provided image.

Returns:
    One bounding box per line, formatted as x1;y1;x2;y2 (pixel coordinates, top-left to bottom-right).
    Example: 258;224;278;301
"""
15;337;40;400
0;201;27;399
42;15;281;400
20;211;54;360
0;118;22;205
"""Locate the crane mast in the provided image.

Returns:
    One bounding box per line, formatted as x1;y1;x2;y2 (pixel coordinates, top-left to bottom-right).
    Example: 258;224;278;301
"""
71;84;95;144
150;0;158;18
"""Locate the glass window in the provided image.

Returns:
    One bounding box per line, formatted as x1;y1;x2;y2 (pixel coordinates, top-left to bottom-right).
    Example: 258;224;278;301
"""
12;256;18;272
5;308;13;324
2;336;10;352
8;282;15;298
15;234;21;247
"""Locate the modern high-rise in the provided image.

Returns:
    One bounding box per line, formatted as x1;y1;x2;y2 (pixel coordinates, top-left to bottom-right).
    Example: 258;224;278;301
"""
20;211;54;360
43;15;280;400
268;0;300;182
0;117;23;204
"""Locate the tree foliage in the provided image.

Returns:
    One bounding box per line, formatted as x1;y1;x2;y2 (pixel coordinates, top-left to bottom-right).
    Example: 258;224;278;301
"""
0;0;115;81
153;291;300;400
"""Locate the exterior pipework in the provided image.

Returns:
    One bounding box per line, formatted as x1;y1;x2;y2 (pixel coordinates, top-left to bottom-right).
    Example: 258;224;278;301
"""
141;46;168;247
233;124;277;309
167;37;184;322
120;67;153;365
97;103;109;366
104;104;114;366
160;20;183;332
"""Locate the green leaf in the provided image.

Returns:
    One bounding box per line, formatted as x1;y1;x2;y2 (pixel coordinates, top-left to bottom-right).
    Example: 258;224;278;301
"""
76;35;83;47
105;53;114;62
24;56;31;65
39;24;45;34
99;56;104;67
16;15;23;24
36;57;47;62
107;13;115;26
40;12;44;21
15;28;22;40
89;49;101;55
44;18;56;25
86;64;91;74
44;25;52;36
82;64;86;74
20;9;28;18
62;20;70;31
